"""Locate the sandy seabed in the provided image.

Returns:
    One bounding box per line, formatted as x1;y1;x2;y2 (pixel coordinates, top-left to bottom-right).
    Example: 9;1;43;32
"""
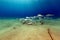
0;19;60;40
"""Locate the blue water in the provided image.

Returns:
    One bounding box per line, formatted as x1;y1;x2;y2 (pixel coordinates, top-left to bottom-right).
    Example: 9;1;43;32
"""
0;0;60;18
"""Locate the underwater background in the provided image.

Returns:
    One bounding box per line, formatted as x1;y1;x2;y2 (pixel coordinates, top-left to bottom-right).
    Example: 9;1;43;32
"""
0;0;60;40
0;0;60;18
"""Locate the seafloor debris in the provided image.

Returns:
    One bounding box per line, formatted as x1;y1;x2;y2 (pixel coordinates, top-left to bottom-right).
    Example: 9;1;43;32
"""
40;20;44;25
48;28;54;40
27;22;33;25
19;14;54;25
46;14;54;17
13;27;16;29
